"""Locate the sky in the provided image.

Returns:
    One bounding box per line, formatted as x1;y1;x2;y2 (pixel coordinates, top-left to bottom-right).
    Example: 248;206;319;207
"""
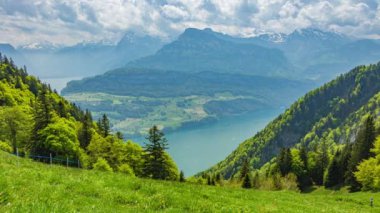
1;0;380;46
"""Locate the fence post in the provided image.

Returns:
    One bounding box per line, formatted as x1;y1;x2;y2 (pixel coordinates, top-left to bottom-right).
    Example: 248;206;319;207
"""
50;153;52;165
66;156;68;168
16;148;19;166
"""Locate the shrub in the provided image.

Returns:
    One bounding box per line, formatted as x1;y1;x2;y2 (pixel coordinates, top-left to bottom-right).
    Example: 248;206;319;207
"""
0;141;12;153
118;164;135;176
93;158;113;172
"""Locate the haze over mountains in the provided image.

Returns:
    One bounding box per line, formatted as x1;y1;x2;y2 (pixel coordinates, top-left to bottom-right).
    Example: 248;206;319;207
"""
0;32;166;78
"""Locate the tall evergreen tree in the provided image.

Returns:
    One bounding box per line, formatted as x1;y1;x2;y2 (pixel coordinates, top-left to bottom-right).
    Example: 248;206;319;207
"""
324;150;341;188
242;173;252;189
179;170;185;182
297;144;312;190
97;114;110;137
57;101;66;118
339;143;352;184
346;115;376;191
79;110;93;149
240;158;250;180
252;171;260;189
313;140;329;185
300;144;308;170
277;148;292;176
143;125;171;180
207;175;212;185
31;87;52;155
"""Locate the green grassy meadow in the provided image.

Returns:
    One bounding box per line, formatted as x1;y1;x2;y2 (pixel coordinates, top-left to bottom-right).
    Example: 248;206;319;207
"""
0;151;379;212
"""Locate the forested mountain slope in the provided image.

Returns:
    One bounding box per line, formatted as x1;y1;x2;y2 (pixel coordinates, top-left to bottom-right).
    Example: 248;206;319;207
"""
62;68;310;99
201;62;380;178
0;54;178;180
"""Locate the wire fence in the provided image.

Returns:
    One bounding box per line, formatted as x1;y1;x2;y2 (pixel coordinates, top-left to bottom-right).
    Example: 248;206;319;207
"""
13;148;81;168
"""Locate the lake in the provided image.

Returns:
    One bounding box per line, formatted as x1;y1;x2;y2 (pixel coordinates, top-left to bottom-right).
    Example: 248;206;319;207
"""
43;77;283;176
130;109;282;176
41;77;83;93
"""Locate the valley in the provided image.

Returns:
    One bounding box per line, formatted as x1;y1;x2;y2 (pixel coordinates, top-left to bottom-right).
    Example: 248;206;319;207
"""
61;69;312;136
2;1;380;212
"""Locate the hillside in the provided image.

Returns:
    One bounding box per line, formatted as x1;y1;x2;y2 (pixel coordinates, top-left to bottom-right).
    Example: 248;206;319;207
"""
0;54;183;183
62;68;312;135
201;62;380;178
1;151;379;212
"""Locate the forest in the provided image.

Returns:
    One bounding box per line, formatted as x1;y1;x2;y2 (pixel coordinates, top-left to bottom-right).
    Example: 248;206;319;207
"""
0;54;179;181
200;62;380;192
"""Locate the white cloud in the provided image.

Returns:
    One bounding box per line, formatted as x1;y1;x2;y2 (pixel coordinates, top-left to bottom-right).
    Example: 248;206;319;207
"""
0;0;379;46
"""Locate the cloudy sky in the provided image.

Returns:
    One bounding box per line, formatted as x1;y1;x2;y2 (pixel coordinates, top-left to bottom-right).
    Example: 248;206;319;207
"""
1;0;380;46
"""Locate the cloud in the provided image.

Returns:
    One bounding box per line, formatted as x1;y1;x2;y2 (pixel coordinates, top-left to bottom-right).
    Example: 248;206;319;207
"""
0;0;379;46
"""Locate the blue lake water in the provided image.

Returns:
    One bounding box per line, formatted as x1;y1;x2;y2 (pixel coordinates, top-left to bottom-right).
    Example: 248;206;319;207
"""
41;77;83;93
130;109;282;176
44;77;283;176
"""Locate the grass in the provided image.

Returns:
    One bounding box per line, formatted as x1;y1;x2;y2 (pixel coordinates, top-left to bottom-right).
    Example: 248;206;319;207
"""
1;151;379;212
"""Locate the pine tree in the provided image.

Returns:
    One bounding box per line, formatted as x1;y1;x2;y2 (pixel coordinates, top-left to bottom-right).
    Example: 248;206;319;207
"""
324;150;341;188
278;148;292;176
215;173;221;183
179;170;185;182
56;101;66;118
79;110;93;149
300;144;308;170
240;158;250;180
31;87;52;155
346;115;376;191
142;125;171;180
252;171;260;189
339;143;352;184
97;114;110;137
313;140;329;185
242;173;252;188
298;144;312;190
211;177;216;186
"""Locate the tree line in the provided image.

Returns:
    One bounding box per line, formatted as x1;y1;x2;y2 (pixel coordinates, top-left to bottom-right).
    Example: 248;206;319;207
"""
235;115;379;191
0;54;181;181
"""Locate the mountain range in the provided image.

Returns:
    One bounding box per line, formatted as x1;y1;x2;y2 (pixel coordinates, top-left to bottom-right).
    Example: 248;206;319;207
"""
58;27;380;135
127;28;380;82
127;28;294;77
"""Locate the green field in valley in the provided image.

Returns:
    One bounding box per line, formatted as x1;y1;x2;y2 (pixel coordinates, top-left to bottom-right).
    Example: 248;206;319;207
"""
64;92;264;136
1;151;379;212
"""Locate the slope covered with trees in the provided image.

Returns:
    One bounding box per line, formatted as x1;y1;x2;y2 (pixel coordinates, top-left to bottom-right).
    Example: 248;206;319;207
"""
0;54;178;181
201;62;380;183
